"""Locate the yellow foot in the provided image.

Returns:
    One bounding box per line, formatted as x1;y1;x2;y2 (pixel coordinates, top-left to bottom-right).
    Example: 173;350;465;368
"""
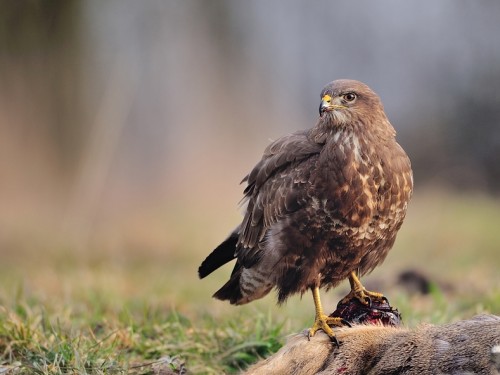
341;272;388;306
308;314;344;345
340;287;388;306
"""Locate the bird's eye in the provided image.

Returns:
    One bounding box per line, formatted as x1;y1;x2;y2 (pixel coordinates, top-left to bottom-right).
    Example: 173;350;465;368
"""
342;93;357;102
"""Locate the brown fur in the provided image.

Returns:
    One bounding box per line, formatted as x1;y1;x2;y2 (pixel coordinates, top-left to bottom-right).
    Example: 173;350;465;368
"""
244;315;500;375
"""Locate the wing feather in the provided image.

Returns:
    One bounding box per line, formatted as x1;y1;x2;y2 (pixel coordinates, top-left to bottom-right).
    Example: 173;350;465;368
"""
237;129;323;266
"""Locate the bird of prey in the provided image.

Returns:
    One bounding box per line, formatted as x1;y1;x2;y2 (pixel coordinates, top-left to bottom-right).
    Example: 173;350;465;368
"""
198;79;413;341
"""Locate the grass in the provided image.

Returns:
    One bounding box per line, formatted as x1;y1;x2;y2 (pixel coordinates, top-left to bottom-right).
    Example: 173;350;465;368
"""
0;190;500;373
0;290;284;374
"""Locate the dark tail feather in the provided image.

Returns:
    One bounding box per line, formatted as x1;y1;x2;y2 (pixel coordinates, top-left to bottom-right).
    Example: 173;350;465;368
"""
212;266;243;304
198;231;238;279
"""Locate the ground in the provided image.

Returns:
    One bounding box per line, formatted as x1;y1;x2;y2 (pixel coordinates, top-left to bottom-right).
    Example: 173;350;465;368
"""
0;190;499;374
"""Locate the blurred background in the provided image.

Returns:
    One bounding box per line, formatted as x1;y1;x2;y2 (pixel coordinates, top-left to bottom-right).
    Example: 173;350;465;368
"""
0;1;499;316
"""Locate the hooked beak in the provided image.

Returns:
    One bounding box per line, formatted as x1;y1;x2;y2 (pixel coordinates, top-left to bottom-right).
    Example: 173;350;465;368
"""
319;94;346;116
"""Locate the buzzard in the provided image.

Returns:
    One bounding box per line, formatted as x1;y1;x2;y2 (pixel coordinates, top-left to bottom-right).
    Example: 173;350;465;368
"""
199;79;413;341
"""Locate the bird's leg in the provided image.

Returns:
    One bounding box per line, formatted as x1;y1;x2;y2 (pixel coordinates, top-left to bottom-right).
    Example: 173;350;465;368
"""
340;271;388;306
308;286;344;344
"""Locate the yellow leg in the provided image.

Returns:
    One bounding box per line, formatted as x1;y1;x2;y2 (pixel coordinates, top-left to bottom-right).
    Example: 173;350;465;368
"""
308;287;344;343
340;271;387;306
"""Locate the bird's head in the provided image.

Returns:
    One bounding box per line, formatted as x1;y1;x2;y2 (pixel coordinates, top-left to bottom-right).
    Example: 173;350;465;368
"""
318;79;387;128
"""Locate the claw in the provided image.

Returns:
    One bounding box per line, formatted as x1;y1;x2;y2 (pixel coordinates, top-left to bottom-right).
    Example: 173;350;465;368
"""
308;315;342;337
340;318;352;328
309;287;344;346
340;271;388;307
365;296;372;307
330;335;340;348
308;313;344;346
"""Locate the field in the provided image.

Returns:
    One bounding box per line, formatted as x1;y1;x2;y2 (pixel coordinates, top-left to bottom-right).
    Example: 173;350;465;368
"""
0;190;499;374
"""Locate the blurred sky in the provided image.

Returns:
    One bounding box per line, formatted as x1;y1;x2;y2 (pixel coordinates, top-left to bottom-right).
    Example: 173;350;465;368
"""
0;1;500;255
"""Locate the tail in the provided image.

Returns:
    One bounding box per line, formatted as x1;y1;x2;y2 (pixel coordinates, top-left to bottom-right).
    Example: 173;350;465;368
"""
198;231;238;279
213;264;244;304
213;263;273;305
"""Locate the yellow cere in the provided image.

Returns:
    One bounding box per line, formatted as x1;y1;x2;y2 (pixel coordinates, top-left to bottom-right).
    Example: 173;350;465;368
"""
322;94;332;103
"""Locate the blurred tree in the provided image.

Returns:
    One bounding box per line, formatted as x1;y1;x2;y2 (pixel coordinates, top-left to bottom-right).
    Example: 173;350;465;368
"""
0;0;84;177
443;70;500;192
405;67;500;193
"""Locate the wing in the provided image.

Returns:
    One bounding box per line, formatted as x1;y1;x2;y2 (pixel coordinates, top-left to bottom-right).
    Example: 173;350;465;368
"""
237;129;323;266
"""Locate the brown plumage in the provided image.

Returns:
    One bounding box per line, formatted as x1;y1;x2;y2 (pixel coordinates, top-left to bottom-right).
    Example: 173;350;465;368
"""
199;79;413;340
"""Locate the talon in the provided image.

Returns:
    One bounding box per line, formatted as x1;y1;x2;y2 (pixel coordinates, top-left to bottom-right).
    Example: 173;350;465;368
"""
308;313;344;340
340;272;388;307
309;287;344;344
330;335;340;348
340;318;352;328
364;296;372;307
